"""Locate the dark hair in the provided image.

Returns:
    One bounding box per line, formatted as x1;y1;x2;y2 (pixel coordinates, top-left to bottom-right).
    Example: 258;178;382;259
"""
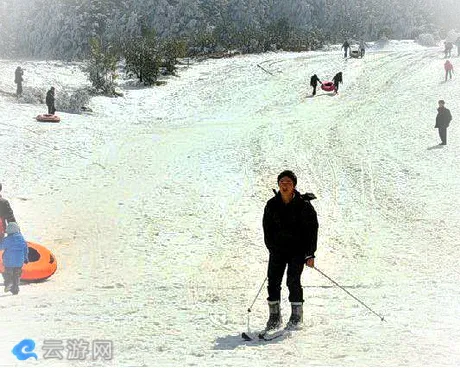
277;170;297;186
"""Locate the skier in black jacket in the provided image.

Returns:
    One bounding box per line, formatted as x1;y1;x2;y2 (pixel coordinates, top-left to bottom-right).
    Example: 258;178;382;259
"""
310;74;322;96
0;183;16;237
262;170;318;331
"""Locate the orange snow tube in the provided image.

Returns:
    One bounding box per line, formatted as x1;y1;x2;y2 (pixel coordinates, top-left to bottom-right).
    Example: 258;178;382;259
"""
36;114;60;123
0;241;57;281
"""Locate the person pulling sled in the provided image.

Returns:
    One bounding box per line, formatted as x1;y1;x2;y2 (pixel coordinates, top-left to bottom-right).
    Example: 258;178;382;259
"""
332;72;343;94
310;74;322;96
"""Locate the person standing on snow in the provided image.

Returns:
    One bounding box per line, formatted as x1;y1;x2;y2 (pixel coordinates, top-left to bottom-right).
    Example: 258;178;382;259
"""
359;40;368;58
310;74;322;96
444;41;453;58
0;222;28;295
46;87;56;115
14;66;23;97
444;60;454;81
333;72;343;94
0;183;16;238
341;41;350;58
262;170;318;331
435;100;452;145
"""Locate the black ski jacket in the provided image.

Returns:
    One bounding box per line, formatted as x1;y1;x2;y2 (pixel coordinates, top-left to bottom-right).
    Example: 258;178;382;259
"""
435;107;452;128
46;90;55;107
14;68;23;84
263;190;318;259
310;75;321;87
333;73;342;84
0;195;16;233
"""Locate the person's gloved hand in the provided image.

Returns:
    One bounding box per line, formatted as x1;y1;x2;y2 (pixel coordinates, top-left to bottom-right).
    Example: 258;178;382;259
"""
305;258;314;268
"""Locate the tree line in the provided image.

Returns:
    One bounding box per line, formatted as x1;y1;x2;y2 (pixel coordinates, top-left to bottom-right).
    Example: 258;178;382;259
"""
1;0;454;60
0;0;457;94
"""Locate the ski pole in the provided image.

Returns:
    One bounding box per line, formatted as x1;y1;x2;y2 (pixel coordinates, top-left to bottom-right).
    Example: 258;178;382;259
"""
246;276;268;333
313;266;386;322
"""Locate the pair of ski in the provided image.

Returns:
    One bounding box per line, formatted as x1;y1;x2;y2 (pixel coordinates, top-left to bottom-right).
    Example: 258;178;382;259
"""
242;327;292;341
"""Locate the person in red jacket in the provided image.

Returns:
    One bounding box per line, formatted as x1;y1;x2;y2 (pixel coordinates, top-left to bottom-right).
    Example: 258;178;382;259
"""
444;60;454;81
0;183;16;238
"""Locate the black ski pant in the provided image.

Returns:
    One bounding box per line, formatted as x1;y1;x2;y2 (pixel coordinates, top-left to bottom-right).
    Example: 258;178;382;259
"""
16;82;22;96
2;267;22;294
312;85;317;95
438;127;447;144
47;104;56;115
267;252;305;303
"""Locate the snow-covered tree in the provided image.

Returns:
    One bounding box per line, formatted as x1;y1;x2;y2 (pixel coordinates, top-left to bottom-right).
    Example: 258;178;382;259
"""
1;0;459;59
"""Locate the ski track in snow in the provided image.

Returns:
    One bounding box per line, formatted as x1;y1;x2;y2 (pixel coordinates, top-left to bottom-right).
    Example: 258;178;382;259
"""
0;41;459;366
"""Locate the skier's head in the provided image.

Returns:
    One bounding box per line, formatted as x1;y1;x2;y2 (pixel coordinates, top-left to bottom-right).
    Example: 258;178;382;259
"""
277;170;297;187
6;222;20;235
438;100;445;107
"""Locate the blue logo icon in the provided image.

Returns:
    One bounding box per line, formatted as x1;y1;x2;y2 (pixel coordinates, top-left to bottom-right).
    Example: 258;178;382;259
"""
12;339;38;360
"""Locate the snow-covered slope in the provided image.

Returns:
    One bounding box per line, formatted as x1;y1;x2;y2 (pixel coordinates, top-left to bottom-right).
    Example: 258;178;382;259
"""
0;40;459;367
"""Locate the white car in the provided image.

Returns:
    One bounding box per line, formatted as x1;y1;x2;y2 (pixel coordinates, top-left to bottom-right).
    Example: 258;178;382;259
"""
349;44;361;58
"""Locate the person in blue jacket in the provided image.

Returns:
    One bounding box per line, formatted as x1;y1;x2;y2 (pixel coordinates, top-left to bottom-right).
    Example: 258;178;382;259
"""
0;222;28;295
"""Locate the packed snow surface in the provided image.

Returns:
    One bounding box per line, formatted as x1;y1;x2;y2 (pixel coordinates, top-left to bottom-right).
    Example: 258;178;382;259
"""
0;40;459;367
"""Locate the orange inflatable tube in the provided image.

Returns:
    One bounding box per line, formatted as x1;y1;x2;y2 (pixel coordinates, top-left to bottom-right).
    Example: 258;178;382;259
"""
0;241;57;281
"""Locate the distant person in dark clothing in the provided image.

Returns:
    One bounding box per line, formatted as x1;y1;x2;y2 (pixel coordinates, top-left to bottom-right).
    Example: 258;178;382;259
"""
332;72;343;94
310;74;322;96
359;40;368;58
435;100;452;145
0;183;16;238
444;60;454;81
14;67;23;97
342;41;350;58
444;41;453;58
46;87;56;115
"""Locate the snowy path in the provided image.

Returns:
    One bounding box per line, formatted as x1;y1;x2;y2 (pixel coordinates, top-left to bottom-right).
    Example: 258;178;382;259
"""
0;41;459;366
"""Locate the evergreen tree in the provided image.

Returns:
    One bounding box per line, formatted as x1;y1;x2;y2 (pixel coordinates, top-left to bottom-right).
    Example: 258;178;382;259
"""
122;28;161;86
83;37;118;94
